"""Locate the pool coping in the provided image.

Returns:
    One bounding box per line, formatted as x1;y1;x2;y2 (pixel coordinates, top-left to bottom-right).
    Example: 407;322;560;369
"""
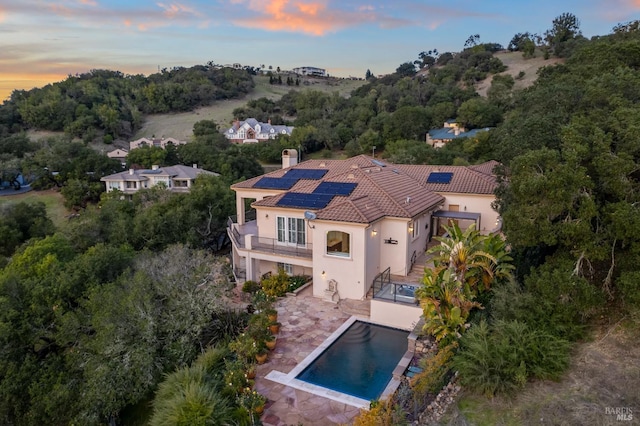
264;315;411;409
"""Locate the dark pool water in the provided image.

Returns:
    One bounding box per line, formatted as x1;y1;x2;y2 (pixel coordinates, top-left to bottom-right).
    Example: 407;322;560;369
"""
296;321;409;401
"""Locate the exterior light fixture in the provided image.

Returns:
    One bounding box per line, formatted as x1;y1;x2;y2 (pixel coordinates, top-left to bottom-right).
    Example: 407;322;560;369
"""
372;229;378;236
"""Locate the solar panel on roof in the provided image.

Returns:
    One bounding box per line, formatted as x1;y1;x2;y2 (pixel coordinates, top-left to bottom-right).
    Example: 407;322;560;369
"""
313;182;357;196
371;159;386;167
426;172;453;184
285;169;328;180
253;177;299;189
277;192;334;209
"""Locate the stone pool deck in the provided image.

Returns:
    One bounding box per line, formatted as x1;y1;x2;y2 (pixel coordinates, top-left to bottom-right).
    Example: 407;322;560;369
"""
253;286;372;425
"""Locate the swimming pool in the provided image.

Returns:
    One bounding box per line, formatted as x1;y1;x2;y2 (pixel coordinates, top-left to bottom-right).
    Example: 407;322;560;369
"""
295;320;409;401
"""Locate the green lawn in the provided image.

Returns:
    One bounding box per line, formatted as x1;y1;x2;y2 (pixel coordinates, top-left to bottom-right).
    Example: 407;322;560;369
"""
0;189;69;228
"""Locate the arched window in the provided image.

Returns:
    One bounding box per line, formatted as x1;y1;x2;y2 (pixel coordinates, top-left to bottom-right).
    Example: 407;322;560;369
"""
326;231;350;257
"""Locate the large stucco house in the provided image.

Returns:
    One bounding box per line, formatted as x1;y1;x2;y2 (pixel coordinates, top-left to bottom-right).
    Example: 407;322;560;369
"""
224;118;294;144
100;164;218;194
228;152;500;328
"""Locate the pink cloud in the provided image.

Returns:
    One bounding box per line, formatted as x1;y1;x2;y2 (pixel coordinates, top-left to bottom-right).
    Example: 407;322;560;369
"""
78;0;98;6
229;0;409;36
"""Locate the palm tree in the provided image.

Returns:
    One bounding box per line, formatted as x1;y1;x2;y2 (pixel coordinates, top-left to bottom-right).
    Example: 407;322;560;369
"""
428;223;500;292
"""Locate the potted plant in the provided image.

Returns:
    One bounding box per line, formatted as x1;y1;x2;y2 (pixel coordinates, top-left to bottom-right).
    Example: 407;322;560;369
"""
265;307;278;323
223;359;250;394
265;334;276;351
237;388;267;416
229;333;259;362
255;346;268;364
268;320;281;334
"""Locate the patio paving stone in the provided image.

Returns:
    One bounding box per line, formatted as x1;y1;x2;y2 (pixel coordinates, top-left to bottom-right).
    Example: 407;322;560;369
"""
251;284;370;425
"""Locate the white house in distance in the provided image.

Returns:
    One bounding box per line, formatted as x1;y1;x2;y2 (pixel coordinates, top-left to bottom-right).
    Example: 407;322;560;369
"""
100;164;218;194
292;66;327;77
224;118;294;144
426;119;491;148
228;151;501;329
129;137;188;150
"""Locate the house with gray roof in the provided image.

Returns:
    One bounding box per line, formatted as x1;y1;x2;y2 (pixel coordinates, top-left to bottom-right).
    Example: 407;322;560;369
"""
100;164;218;195
426;119;491;148
224;118;294;144
228;152;501;329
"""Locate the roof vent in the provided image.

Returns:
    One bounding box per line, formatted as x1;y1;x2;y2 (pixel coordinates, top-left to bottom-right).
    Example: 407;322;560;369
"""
406;196;411;203
364;169;370;173
348;173;355;179
319;162;326;167
351;164;358;169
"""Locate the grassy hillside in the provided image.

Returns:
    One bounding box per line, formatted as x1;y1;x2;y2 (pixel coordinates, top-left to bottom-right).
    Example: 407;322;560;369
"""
133;75;365;141
475;50;564;96
0;189;69;228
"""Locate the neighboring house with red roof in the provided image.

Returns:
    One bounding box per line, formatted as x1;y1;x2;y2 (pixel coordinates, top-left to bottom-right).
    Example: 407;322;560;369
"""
224;118;294;144
228;152;500;328
100;164;218;195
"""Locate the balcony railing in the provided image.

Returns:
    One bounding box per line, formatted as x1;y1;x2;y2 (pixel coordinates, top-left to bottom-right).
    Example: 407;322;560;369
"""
251;236;313;258
373;268;419;305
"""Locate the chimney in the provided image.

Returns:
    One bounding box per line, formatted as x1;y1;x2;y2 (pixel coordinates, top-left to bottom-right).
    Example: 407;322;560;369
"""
454;128;460;136
129;169;134;175
152;165;159;170
282;149;298;169
268;118;271;125
192;164;198;169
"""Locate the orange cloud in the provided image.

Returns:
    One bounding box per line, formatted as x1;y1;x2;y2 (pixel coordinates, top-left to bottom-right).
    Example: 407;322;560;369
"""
0;8;5;23
230;0;387;36
79;0;98;6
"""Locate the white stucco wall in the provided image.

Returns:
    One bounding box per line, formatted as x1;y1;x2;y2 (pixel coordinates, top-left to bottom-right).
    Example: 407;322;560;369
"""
437;193;498;234
370;300;423;330
311;221;368;300
378;218;410;276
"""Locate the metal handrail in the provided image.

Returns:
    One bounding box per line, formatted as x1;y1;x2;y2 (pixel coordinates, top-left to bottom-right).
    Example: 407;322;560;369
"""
250;236;313;258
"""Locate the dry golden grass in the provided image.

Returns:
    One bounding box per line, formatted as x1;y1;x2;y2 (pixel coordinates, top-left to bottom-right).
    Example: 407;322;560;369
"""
475;50;564;96
443;314;640;426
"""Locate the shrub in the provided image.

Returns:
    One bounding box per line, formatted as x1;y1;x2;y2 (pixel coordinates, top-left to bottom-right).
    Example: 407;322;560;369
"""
260;268;290;297
241;280;260;294
453;320;571;396
352;397;407;426
490;256;603;341
150;364;235;426
617;271;640;309
411;342;458;395
200;309;249;347
287;274;310;293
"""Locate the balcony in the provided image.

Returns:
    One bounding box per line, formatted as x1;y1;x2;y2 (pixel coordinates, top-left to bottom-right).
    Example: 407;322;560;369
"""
228;212;312;259
250;236;313;258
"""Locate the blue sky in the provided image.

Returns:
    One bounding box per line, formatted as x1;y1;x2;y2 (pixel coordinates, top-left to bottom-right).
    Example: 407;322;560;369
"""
1;0;639;100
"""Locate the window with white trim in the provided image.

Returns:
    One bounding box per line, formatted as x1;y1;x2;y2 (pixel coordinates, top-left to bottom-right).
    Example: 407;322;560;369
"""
277;262;293;275
276;217;306;246
410;219;419;239
326;231;351;257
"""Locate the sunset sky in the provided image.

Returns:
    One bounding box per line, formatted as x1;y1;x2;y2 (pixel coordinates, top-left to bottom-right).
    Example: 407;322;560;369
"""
1;0;639;101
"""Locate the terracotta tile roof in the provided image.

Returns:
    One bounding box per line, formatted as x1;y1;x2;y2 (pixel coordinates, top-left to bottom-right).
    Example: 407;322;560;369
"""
238;156;499;224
